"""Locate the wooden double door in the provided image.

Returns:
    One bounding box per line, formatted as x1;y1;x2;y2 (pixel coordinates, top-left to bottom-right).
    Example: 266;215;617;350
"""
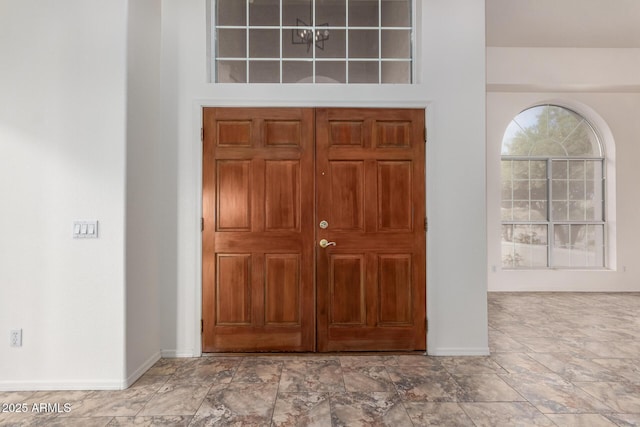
202;107;426;352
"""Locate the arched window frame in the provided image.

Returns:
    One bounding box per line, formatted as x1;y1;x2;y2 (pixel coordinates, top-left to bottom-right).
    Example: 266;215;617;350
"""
501;104;608;269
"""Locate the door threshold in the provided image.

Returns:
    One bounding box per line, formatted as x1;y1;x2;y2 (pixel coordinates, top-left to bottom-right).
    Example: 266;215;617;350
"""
201;351;428;358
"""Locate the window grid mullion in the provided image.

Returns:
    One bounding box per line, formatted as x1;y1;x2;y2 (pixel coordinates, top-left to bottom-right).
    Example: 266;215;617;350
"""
345;0;349;83
246;0;250;83
548;158;553;267
311;0;315;83
279;0;283;83
378;0;382;84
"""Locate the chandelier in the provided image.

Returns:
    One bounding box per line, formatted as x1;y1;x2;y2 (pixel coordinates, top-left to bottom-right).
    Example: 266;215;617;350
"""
292;19;330;52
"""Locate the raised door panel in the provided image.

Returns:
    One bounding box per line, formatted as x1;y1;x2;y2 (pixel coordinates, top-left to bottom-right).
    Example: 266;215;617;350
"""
329;121;364;147
265;121;301;147
216;160;251;231
265;160;300;231
377;161;412;231
264;254;301;325
329;255;366;325
216;254;252;325
217;121;252;147
378;254;412;326
376;121;411;148
329;161;365;231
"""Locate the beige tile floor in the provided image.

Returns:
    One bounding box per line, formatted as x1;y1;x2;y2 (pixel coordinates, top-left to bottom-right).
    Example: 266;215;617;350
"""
1;292;640;426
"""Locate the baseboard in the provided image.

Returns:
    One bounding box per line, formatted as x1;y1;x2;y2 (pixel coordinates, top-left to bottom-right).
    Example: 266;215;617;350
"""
160;349;197;358
124;351;161;388
427;347;491;356
0;352;163;392
0;379;125;392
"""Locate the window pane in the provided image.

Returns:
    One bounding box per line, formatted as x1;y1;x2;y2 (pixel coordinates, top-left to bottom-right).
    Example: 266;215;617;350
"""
552;180;567;200
282;61;312;83
512;201;530;221
569;180;585;201
552;201;568;221
381;61;411;83
587;225;605;267
568;201;584;221
250;0;280;26
512;161;530;180
529;161;545;179
586;181;604;221
501;180;513;201
316;29;346;59
530;180;547;200
552;160;568;179
349;61;378;83
316;61;346;83
316;0;345;26
381;30;411;58
249;61;280;83
564;122;601;156
502;105;602;157
284;29;313;58
349;0;379;27
501;201;513;221
501;224;516;267
349;30;379;58
217;0;246;26
569;161;585;179
250;29;280;58
553;224;604;268
512;180;529;200
502;121;532;156
382;0;411;27
530;201;547;221
504;224;548;268
283;0;311;26
217;60;247;83
217;29;246;58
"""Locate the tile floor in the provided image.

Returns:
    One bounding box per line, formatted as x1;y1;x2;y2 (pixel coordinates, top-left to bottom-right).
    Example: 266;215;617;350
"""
1;292;640;426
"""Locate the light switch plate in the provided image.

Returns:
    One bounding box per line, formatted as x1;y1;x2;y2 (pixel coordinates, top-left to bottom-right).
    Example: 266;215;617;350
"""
73;221;98;239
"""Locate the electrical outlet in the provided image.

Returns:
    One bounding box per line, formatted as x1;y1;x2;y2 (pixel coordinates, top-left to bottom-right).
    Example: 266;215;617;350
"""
10;329;22;347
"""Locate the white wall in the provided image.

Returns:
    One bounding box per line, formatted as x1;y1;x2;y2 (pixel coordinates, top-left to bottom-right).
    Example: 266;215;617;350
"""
0;1;128;389
125;0;163;383
487;47;640;291
160;0;488;356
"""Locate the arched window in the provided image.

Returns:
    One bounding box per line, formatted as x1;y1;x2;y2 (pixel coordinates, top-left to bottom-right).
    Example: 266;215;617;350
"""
501;105;605;268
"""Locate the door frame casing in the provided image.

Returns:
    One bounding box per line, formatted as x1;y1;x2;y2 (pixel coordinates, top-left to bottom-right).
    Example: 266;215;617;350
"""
193;100;431;356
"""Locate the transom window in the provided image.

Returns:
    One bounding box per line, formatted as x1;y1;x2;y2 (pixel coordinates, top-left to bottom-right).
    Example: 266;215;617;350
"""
212;0;413;84
501;105;606;269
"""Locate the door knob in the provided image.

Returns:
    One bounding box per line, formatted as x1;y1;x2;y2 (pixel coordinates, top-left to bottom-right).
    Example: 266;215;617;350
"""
319;239;336;248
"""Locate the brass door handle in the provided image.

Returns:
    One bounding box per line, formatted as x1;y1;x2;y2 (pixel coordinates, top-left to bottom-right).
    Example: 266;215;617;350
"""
319;239;336;248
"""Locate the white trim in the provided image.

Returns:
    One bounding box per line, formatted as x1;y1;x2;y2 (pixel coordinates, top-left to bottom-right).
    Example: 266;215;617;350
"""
124;351;161;388
0;352;163;391
0;380;125;392
487;84;640;94
428;347;491;356
194;98;429;109
160;349;198;358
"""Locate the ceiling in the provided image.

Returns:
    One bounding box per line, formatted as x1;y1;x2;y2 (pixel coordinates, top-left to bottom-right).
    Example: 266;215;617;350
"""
486;0;640;48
